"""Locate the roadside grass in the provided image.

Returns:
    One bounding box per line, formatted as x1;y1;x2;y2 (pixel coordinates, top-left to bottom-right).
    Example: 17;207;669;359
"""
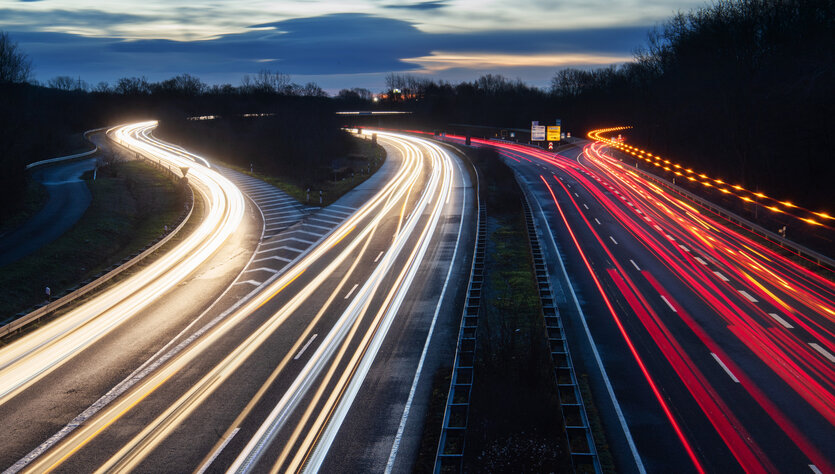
0;159;184;322
0;179;48;236
463;150;571;472
214;135;385;207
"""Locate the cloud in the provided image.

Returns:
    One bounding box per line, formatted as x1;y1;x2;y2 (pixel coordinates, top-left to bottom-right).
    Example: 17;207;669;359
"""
384;1;447;10
8;12;649;89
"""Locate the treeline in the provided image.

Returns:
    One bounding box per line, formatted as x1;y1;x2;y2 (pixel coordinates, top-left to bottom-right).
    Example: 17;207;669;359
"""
372;0;834;209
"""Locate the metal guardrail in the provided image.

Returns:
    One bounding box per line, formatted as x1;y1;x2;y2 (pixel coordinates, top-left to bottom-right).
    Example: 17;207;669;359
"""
1;130;195;338
434;202;485;473
25;127;108;169
520;188;602;474
604;146;835;273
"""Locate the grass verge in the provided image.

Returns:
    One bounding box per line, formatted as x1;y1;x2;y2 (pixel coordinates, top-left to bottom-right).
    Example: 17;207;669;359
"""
0;159;185;321
463;149;571;472
0;179;48;237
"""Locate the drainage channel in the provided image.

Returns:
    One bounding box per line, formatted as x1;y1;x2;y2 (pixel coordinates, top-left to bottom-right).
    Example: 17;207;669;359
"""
433;206;486;473
521;192;602;473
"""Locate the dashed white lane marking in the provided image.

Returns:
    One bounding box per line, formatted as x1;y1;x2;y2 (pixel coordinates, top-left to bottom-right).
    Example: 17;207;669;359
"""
809;343;835;363
609;236;618;245
665;234;675;241
809;465;823;474
344;283;359;299
653;225;662;231
630;259;641;271
294;334;318;360
738;290;759;303
583;203;589;210
694;257;708;265
769;313;794;329
595;218;602;225
679;245;690;252
234;280;262;286
196;427;240;474
574;192;579;197
660;295;677;312
711;353;740;383
374;251;384;263
713;271;729;282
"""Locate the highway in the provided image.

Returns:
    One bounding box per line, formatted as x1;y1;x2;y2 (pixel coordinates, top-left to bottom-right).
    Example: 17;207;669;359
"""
440;134;834;473
0;127;474;473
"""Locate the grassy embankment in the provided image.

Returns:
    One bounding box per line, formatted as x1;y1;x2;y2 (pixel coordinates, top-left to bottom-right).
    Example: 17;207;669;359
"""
0;159;185;323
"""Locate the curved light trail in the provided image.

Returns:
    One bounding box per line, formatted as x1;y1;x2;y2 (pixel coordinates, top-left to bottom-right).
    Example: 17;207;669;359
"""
437;132;834;473
0;121;244;418
17;131;464;474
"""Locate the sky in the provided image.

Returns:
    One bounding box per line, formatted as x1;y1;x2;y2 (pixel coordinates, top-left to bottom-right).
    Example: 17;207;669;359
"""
1;0;704;92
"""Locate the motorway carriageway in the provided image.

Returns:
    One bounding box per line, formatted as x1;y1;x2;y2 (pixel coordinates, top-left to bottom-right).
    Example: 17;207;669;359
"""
441;133;834;474
2;127;472;473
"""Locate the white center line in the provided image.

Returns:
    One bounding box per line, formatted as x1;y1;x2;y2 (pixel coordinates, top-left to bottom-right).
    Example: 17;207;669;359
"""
738;290;759;303
713;271;729;281
374;251;384;263
344;283;359;299
809;343;835;363
769;313;794;329
294;334;318;360
594;218;602;225
630;259;641;271
609;236;618;245
694;257;708;265
660;295;677;312
711;353;740;383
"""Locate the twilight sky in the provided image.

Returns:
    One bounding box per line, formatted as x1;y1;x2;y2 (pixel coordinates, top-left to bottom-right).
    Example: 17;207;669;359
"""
1;0;703;92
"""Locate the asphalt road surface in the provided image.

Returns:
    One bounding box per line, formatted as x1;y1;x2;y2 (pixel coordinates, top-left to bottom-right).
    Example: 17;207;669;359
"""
442;135;834;474
0;127;475;474
0;158;96;267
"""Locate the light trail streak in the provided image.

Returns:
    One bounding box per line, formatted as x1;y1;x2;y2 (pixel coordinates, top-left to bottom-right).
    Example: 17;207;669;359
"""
0;121;244;408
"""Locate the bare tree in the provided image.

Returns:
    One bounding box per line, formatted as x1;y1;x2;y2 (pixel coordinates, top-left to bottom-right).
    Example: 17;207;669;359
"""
0;32;32;83
48;76;76;91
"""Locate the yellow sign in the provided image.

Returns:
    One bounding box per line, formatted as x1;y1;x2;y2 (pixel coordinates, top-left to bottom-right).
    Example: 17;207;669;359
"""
547;125;561;141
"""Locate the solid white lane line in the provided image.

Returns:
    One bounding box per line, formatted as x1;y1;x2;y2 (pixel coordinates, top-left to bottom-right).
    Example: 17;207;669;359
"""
630;259;641;271
196;427;240;474
583;203;589;209
809;343;835;363
374;251;384;263
594;218;602;225
294;334;318;360
660;295;676;312
738;290;759;303
344;283;359;300
711;353;740;383
609;236;618;245
694;257;708;265
768;313;794;329
713;271;729;282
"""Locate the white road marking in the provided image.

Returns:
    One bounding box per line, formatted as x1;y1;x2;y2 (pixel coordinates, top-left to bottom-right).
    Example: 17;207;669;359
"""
344;283;359;299
253;255;292;263
769;313;794;329
574;192;579;197
660;295;676;312
233;280;262;286
809;465;823;474
695;257;708;265
583;203;589;209
630;259;641;271
374;251;384;263
679;245;690;252
711;353;740;383
609;236;618;245
594;218;602;225
653;225;662;231
196;427;240;474
713;271;729;281
738;290;758;303
294;334;318;360
809;343;835;363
